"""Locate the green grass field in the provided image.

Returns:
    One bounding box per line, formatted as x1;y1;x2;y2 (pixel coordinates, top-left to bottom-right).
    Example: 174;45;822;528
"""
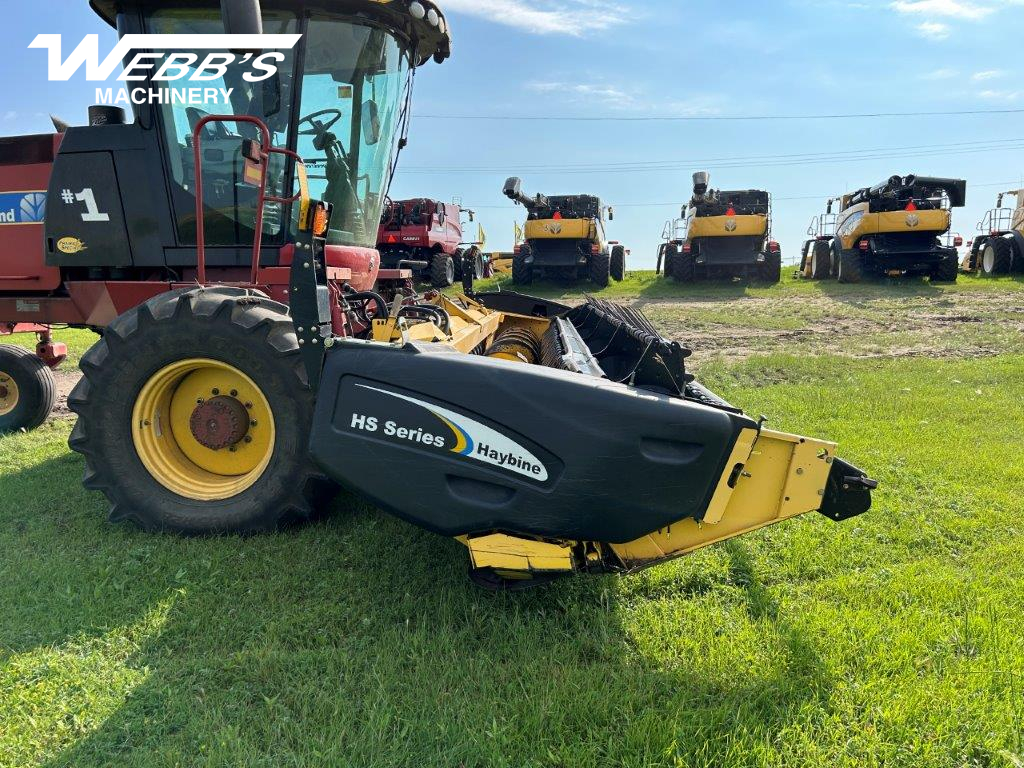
2;275;1024;767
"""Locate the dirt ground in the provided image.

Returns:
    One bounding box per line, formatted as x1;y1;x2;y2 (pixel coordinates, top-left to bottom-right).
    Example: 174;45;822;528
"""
38;283;1024;421
51;370;79;419
637;288;1024;368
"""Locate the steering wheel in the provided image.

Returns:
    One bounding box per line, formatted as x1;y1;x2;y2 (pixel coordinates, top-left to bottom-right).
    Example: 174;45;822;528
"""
298;109;343;136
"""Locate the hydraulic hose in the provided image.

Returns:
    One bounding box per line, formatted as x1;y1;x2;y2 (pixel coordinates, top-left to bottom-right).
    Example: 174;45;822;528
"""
343;288;388;320
398;305;451;335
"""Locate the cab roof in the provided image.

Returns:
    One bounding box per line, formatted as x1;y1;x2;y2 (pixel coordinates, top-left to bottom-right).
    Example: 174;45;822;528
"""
88;0;451;65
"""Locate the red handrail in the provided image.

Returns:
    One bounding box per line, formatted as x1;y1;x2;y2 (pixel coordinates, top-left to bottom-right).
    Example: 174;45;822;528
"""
191;115;307;286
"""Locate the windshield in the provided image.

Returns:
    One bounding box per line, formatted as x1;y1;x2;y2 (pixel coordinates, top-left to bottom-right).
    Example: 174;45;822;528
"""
297;18;411;247
147;9;297;246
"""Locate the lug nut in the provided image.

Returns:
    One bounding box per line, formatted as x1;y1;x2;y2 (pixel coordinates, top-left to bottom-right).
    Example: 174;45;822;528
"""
212;388;220;395
230;389;238;397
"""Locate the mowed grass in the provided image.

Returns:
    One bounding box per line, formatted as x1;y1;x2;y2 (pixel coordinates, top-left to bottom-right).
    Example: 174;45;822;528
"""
2;281;1024;766
470;269;1024;302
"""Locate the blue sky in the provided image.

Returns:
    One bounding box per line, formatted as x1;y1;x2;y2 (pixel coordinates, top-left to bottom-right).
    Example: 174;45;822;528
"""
4;0;1023;266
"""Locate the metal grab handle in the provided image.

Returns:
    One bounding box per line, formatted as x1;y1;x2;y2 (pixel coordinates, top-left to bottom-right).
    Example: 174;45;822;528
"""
191;115;310;286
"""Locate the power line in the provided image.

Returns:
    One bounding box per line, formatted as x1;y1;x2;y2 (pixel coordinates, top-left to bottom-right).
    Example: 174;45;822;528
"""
403;138;1024;173
398;141;1024;176
414;108;1024;123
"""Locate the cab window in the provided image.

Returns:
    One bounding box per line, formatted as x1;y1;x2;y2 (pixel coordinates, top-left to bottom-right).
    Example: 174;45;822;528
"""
146;9;298;246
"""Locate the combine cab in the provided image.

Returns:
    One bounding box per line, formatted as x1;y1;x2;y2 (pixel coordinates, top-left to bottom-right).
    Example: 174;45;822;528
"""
665;172;781;283
0;0;875;589
504;178;626;287
376;198;484;288
823;175;965;283
963;189;1024;276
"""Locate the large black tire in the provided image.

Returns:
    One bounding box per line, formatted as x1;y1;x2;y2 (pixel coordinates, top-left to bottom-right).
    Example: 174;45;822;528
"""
930;253;959;283
758;251;782;283
836;248;864;284
430;253;455;288
981;237;1013;276
589;251;611;287
610;245;626;282
670;248;695;283
512;245;533;285
811;241;832;280
452;248;465;281
0;344;56;433
661;246;675;278
67;288;334;534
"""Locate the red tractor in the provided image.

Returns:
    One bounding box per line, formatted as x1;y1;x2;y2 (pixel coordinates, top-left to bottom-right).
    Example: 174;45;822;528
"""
377;198;484;288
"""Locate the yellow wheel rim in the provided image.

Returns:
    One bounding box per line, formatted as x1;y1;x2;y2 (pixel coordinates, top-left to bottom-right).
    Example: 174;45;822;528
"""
0;370;19;417
131;359;276;501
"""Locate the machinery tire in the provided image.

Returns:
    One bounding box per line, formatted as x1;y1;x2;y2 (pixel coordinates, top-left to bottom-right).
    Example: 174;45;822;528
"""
610;245;626;282
589;251;611;287
759;251;782;283
811;241;831;280
930;253;959;283
0;344;57;433
67;287;334;534
431;253;456;288
662;248;675;278
452;248;465;281
670;249;695;282
473;250;485;280
512;246;533;285
981;237;1013;276
837;248;864;284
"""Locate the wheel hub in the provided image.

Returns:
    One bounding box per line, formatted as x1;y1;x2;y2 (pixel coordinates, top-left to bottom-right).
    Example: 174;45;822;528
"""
189;395;250;450
0;372;18;417
132;358;275;501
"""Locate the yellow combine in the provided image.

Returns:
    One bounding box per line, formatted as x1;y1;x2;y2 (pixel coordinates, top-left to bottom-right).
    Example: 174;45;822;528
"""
504;178;626;286
816;175;965;283
662;172;781;283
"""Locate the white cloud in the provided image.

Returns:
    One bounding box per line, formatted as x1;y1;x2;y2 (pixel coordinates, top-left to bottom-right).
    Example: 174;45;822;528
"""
978;88;1023;100
921;67;959;79
443;0;629;36
972;69;1006;80
527;80;632;105
890;0;995;18
524;81;724;116
916;20;952;37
